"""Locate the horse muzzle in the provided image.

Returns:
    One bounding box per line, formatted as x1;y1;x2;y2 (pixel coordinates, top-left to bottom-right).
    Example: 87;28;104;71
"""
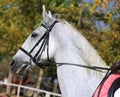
9;60;32;75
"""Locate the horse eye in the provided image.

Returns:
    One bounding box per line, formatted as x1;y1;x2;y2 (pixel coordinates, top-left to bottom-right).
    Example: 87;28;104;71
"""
31;32;38;37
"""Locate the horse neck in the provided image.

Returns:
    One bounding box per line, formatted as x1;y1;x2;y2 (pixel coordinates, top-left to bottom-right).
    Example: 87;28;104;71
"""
54;22;108;78
64;22;108;68
53;25;85;65
55;43;86;65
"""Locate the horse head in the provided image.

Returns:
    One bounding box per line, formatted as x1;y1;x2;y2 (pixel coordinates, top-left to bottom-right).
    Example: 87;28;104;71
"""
9;6;58;74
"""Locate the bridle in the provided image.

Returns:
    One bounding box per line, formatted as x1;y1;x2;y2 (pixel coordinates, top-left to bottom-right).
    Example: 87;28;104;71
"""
20;20;59;66
19;20;110;72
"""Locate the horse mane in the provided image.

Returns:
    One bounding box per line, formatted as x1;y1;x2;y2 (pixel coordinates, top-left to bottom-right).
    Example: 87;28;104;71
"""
63;21;109;77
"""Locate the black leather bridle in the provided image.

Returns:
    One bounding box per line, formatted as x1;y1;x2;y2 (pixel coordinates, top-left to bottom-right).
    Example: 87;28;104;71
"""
20;20;59;65
19;20;110;72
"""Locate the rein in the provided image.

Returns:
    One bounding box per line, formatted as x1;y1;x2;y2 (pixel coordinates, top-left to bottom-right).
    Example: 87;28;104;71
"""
19;20;110;73
37;61;110;73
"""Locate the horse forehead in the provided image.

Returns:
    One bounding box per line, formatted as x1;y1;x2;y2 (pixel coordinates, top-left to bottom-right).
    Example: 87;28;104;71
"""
35;26;45;32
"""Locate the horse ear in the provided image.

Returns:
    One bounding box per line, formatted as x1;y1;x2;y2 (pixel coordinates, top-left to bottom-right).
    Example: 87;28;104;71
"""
42;5;51;23
48;11;53;19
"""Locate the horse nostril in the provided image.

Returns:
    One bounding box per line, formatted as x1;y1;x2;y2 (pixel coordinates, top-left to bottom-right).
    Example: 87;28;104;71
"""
9;60;15;66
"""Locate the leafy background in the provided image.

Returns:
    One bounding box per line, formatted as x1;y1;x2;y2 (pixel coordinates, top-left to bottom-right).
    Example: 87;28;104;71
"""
0;0;120;78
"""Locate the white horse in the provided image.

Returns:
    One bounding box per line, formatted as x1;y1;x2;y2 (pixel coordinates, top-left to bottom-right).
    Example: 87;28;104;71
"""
10;6;114;97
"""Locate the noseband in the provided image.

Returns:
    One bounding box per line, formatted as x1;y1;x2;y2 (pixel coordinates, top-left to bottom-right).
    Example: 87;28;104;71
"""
20;20;58;65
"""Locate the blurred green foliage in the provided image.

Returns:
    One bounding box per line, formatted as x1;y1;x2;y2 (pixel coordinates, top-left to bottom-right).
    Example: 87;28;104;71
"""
0;0;120;75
